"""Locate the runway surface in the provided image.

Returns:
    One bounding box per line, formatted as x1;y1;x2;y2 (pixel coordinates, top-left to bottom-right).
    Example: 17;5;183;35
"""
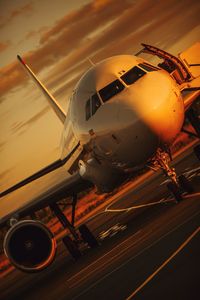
0;145;200;300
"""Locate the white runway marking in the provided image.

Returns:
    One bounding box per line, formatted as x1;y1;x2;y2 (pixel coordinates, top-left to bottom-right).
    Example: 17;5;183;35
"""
99;223;127;240
160;166;200;186
105;198;173;213
125;226;200;299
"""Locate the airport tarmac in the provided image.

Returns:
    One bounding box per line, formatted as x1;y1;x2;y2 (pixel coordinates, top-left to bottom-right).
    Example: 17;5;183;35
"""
0;145;200;300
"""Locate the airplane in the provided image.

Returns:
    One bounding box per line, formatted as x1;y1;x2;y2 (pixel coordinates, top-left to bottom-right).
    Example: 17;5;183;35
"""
0;42;200;273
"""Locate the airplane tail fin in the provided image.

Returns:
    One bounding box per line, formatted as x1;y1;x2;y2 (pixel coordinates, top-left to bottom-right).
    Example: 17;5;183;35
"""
17;55;66;124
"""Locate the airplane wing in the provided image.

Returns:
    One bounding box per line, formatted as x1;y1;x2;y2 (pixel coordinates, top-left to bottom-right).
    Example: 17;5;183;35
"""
0;55;91;227
0;173;92;229
0;142;81;198
17;55;66;124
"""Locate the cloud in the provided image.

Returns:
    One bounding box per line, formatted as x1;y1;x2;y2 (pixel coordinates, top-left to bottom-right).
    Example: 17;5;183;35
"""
24;26;49;41
0;61;27;96
0;141;7;152
17;26;49;46
0;2;34;28
0;0;199;102
0;167;14;180
39;0;119;44
0;0;131;98
0;41;11;53
10;107;49;135
45;0;200;89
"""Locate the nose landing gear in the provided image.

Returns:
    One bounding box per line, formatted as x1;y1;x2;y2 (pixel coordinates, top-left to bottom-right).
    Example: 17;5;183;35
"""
150;148;193;202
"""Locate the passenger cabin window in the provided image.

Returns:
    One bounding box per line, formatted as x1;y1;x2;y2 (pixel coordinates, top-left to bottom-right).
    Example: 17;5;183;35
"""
121;66;145;85
85;93;101;121
99;79;124;102
139;63;159;72
85;99;91;121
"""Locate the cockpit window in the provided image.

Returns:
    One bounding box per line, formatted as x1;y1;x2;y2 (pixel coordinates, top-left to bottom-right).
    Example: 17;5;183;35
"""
139;63;159;72
99;79;124;102
121;66;145;85
85;93;101;121
91;93;101;115
85;99;91;121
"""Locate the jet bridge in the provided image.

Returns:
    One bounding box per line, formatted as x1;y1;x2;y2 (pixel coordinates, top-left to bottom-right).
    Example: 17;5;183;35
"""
136;43;195;84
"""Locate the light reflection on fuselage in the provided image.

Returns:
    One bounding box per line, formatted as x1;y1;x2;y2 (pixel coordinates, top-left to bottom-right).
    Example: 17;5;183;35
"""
65;55;184;168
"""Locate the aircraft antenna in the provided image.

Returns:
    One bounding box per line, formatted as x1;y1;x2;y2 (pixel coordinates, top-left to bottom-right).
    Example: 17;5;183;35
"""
87;57;96;66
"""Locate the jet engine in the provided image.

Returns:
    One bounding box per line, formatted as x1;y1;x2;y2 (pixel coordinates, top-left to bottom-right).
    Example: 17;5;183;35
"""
3;220;56;273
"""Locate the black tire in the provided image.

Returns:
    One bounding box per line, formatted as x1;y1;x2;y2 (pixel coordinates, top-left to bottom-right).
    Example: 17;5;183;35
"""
79;224;99;248
167;182;183;202
178;175;193;193
194;144;200;161
62;236;82;260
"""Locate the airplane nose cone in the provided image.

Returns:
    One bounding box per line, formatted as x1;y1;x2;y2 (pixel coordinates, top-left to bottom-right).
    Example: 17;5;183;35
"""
118;70;184;144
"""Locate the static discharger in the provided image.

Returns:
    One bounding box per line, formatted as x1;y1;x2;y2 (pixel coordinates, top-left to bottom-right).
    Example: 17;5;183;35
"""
87;57;96;66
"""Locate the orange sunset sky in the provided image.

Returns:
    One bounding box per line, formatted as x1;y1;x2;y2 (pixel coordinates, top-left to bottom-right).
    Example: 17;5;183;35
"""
0;0;199;217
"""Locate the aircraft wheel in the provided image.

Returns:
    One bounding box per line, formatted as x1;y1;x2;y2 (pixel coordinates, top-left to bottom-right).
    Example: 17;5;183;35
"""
167;182;183;202
193;144;200;161
62;236;82;260
178;175;193;193
79;224;99;248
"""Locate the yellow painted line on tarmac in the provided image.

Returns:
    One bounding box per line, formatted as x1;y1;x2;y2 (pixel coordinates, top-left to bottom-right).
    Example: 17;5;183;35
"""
125;226;200;299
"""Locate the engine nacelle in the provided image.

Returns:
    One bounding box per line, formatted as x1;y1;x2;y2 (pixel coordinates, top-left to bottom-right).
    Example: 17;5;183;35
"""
3;220;56;273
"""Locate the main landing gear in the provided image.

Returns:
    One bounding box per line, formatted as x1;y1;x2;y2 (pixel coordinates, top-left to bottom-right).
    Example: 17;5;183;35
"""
151;105;200;202
49;196;98;260
150;148;193;202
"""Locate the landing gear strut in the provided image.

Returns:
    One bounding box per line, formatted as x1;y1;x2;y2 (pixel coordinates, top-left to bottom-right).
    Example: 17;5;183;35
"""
150;148;192;202
49;195;98;260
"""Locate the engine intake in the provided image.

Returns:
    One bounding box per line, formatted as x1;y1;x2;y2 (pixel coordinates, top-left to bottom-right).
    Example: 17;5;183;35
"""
3;220;56;273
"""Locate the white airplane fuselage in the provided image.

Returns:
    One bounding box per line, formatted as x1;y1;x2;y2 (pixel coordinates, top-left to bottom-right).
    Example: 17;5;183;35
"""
63;55;184;170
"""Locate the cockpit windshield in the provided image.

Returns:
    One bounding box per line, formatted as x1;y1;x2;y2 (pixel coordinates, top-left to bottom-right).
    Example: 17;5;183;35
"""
91;93;101;115
85;63;158;121
121;66;146;85
85;99;91;121
99;79;124;102
85;93;101;121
